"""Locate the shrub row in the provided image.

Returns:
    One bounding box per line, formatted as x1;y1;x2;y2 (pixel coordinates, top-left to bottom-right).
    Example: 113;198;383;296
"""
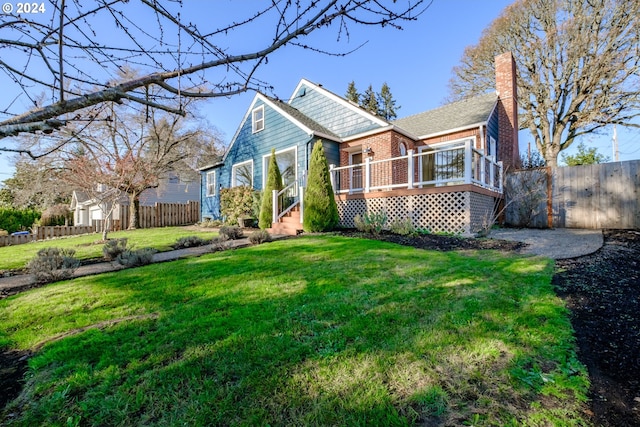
0;207;41;234
26;228;274;285
354;211;418;237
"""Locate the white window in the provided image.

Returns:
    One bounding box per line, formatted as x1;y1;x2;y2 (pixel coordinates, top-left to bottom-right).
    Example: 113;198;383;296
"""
252;105;264;133
489;136;497;159
232;160;253;187
206;171;216;196
398;141;407;156
263;147;297;190
418;138;470;184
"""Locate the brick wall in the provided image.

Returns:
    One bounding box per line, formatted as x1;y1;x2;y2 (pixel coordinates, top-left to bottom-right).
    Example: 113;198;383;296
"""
336;127;490;191
495;52;520;170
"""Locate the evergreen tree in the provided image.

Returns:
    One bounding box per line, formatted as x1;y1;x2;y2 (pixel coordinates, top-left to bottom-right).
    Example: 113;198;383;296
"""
378;82;400;120
345;81;360;104
362;85;380;116
258;148;283;229
347;81;399;120
560;142;610;166
303;140;339;232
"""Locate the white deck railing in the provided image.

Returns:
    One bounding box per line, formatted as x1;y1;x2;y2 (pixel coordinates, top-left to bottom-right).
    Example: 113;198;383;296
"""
272;181;303;224
329;141;503;195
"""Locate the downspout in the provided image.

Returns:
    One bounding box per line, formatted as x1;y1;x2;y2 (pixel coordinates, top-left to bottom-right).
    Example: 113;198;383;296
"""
479;124;485;152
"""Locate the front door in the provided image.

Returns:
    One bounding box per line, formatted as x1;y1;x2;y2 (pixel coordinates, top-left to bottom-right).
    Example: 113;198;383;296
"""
350;152;363;192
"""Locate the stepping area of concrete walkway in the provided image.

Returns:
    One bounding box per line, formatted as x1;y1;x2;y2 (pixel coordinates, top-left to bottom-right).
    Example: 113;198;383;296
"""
490;228;603;259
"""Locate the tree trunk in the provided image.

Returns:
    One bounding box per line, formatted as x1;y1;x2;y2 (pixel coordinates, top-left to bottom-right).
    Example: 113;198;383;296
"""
102;212;111;240
545;156;558;168
542;133;564;168
128;192;141;230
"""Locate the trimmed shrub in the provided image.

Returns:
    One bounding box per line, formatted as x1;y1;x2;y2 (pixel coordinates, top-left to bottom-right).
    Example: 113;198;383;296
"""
38;204;72;226
103;238;129;261
198;219;223;228
211;235;231;252
303;141;339;232
354;211;388;235
249;229;271;245
27;247;80;283
116;248;156;267
219;225;243;240
389;217;417;236
172;236;212;249
220;186;258;226
259;148;283;229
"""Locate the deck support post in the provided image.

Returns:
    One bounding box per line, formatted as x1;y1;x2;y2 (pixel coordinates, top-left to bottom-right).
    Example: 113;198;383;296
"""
407;149;414;189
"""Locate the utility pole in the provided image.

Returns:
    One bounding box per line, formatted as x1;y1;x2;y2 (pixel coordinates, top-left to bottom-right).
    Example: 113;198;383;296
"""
612;125;620;161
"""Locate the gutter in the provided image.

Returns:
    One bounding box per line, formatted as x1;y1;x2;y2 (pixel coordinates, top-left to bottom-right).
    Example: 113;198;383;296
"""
197;161;224;171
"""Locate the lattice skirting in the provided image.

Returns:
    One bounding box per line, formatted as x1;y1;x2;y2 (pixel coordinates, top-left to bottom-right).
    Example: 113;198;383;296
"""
336;191;499;235
469;192;499;234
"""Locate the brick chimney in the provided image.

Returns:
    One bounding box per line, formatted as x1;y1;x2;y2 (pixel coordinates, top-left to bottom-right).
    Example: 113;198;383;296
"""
495;52;520;170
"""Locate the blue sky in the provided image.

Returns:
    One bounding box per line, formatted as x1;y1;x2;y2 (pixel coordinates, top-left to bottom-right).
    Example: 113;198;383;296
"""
1;0;637;181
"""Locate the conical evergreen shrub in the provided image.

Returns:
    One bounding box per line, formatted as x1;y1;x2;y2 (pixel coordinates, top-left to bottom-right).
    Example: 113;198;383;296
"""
259;148;283;229
303;140;339;232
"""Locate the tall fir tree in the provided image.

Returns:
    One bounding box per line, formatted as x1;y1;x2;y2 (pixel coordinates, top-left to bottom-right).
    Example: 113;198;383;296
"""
303;140;339;232
345;81;360;104
362;85;380;116
258;148;283;229
348;81;399;120
378;82;399;120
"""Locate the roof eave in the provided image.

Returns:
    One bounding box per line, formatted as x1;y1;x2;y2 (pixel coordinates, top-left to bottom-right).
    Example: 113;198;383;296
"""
417;121;489;140
341;125;418;142
311;131;342;142
198;161;224;171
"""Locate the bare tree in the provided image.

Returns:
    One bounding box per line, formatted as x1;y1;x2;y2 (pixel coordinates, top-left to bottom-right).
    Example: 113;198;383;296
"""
59;95;223;230
63;153;127;241
447;0;640;167
0;0;428;156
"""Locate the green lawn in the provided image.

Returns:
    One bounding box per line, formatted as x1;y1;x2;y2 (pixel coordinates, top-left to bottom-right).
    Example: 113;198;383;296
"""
0;235;590;426
0;227;219;271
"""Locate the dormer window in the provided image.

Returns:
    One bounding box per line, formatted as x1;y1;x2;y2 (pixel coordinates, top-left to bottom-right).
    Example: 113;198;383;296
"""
252;105;264;133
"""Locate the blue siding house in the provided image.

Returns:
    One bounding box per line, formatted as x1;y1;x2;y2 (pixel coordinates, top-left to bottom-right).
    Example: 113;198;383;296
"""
201;53;520;235
200;80;385;221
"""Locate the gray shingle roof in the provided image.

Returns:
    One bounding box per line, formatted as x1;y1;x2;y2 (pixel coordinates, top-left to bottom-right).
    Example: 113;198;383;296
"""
392;92;497;138
72;190;90;203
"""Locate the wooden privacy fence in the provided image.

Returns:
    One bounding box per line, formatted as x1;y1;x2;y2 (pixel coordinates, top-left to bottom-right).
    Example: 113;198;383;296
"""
0;225;97;247
505;160;640;229
114;201;200;231
1;202;200;246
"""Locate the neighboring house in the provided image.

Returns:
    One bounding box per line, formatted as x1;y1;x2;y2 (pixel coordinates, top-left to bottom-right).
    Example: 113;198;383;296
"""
71;173;200;229
201;52;519;235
